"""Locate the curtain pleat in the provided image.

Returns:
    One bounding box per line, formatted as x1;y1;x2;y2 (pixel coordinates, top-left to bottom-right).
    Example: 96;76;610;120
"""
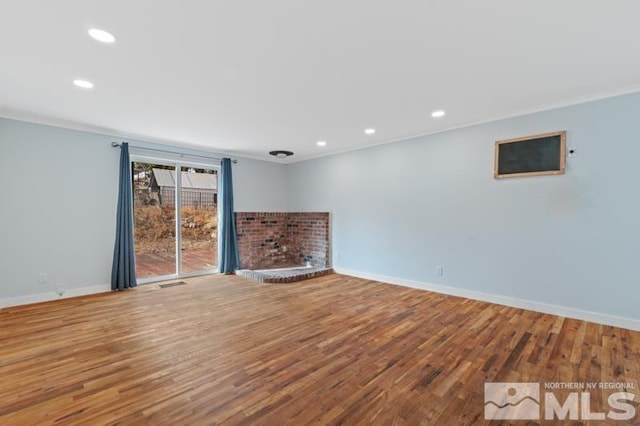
218;158;239;273
111;142;137;290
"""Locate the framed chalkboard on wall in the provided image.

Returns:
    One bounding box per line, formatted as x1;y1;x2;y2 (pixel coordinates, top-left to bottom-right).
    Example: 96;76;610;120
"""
494;131;566;179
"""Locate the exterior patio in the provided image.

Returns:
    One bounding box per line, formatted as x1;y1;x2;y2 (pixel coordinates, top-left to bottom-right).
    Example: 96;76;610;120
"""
135;248;217;279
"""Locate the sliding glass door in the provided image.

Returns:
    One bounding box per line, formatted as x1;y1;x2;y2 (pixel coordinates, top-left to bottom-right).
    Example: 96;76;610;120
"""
132;161;218;282
132;162;176;280
180;166;218;274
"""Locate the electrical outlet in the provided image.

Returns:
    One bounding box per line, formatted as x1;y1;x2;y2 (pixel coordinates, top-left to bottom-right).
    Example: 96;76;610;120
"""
39;273;47;284
55;284;65;297
436;266;444;277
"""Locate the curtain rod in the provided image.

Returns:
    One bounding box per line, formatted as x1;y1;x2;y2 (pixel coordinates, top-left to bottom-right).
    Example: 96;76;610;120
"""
111;141;238;163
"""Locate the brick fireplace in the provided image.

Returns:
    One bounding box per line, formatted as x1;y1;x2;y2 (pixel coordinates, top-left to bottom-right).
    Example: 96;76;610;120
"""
235;212;330;270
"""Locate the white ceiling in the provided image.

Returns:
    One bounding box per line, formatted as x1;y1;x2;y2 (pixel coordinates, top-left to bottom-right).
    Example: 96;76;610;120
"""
2;1;640;163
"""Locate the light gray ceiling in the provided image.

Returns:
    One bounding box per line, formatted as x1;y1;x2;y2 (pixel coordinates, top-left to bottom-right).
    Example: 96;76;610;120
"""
1;1;640;162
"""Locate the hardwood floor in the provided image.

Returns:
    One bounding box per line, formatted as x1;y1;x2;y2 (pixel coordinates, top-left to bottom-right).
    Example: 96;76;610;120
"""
1;274;638;425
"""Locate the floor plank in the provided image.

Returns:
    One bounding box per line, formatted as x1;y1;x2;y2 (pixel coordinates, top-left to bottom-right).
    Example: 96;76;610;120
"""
1;273;638;425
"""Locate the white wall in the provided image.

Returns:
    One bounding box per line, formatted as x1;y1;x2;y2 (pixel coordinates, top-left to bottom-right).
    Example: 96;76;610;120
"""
286;92;640;327
0;118;287;305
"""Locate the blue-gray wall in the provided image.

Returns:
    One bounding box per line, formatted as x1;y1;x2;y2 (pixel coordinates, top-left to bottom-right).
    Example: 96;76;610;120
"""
0;118;288;301
287;92;640;321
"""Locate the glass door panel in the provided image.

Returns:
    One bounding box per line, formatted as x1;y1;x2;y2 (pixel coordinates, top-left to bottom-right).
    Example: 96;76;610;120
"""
132;162;177;280
180;166;218;274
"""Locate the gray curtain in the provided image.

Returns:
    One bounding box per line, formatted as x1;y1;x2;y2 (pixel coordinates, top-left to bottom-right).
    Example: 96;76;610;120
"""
111;142;137;290
218;158;239;273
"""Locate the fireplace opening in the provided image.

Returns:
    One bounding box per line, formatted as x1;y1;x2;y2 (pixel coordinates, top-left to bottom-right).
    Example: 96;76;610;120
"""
234;212;331;283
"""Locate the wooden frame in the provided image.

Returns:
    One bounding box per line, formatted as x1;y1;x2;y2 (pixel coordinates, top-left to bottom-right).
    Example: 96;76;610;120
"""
494;130;566;179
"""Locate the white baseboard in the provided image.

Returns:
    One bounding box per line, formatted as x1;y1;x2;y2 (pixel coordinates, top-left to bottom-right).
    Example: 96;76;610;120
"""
334;268;640;331
0;284;111;309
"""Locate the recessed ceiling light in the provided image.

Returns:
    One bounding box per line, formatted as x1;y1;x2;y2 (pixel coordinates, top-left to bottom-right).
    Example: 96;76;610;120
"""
88;28;116;44
431;110;446;118
317;141;327;147
364;128;376;135
73;79;94;89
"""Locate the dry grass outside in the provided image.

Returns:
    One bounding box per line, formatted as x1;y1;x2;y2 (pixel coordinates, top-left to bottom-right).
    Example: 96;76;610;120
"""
134;205;217;253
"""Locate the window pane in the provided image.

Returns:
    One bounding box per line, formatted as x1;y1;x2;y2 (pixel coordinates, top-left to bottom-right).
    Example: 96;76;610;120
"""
132;162;176;279
180;166;218;274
